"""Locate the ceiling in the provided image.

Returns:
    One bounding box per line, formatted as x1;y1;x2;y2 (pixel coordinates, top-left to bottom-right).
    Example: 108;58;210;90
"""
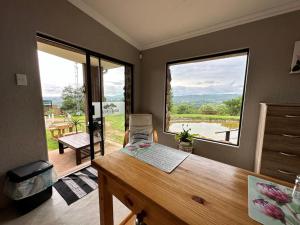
68;0;300;50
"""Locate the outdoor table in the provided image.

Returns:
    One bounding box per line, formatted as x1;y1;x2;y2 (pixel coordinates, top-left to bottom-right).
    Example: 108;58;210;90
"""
58;132;101;165
49;123;74;139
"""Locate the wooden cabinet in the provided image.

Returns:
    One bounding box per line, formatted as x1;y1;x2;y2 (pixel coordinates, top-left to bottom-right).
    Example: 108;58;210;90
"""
255;103;300;183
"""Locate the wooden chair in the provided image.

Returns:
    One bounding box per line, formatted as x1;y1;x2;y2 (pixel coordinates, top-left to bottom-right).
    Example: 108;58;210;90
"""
123;114;158;147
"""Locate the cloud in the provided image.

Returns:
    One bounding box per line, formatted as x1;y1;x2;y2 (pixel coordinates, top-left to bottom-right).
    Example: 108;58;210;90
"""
170;54;247;95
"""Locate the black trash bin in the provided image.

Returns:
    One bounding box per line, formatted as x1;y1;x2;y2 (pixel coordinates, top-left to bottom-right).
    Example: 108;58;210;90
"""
5;160;56;214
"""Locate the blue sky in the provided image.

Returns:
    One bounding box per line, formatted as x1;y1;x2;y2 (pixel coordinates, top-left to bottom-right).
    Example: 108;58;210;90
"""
170;54;248;96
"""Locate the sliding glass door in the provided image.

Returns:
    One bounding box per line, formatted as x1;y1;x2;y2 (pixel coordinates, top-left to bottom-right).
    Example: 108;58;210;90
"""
101;59;126;155
37;33;133;163
86;56;132;158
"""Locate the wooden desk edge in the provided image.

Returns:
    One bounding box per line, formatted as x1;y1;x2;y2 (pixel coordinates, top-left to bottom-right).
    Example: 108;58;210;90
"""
91;159;188;225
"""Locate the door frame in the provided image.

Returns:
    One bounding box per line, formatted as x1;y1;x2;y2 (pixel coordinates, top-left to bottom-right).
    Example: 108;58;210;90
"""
85;53;106;158
36;33;134;159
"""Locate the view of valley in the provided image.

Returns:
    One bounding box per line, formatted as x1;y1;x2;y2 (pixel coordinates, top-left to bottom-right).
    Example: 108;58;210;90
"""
168;94;242;144
166;52;248;145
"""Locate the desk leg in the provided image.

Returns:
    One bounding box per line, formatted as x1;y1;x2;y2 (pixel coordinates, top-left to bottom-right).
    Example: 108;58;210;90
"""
59;142;64;154
99;173;113;225
76;150;81;165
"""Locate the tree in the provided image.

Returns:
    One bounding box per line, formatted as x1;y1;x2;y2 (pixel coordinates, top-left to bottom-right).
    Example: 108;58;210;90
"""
223;96;242;116
215;104;228;115
168;90;174;113
175;103;197;114
104;103;117;114
199;104;218;115
61;86;84;115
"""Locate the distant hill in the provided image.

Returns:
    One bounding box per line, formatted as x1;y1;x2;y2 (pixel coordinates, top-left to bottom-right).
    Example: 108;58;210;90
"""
105;95;124;102
172;94;240;106
43;94;124;106
43;94;235;107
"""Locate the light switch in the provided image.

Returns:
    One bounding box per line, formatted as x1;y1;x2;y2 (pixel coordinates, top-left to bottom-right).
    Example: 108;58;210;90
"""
16;74;28;86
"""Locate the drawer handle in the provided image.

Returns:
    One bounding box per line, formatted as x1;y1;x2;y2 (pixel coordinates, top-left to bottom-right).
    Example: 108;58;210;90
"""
277;169;296;175
282;134;300;138
136;210;147;225
279;152;297;157
285;115;300;118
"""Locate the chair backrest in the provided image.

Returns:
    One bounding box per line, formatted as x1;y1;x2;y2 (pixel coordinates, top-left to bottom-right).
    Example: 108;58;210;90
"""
128;114;153;143
129;114;153;129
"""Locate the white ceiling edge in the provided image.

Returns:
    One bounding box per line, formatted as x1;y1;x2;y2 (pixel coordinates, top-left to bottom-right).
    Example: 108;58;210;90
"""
68;0;300;51
143;2;300;50
68;0;142;50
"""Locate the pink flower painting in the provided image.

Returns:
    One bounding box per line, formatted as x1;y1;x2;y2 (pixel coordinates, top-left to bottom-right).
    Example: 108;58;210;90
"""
256;182;292;204
253;199;286;224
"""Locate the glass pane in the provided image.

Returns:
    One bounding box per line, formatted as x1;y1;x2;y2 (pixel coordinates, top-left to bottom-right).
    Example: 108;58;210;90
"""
101;59;125;154
166;51;248;145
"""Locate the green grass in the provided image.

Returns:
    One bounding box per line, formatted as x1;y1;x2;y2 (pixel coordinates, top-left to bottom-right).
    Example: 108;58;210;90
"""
46;130;58;150
104;114;125;144
105;114;125;131
171;113;239;121
45;114;125;150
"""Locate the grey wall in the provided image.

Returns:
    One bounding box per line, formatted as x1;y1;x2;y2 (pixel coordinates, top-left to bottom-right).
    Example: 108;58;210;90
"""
140;10;300;171
0;0;140;208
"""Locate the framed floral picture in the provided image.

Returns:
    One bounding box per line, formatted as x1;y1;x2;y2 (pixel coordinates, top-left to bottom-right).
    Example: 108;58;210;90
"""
291;41;300;74
248;176;300;225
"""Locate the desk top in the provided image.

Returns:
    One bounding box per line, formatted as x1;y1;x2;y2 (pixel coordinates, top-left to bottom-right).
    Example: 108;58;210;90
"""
92;151;291;225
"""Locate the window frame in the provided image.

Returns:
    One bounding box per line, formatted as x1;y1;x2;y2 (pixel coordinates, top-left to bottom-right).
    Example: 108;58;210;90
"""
164;48;250;147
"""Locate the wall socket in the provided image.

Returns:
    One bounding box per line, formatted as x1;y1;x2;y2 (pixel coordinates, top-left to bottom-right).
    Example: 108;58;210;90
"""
16;74;28;86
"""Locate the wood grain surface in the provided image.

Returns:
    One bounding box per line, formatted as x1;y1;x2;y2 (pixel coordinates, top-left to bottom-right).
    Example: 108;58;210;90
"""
92;151;292;225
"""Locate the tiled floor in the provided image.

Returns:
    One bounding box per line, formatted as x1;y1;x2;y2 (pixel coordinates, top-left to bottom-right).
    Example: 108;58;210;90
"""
0;141;127;225
48;140;122;177
0;188;131;225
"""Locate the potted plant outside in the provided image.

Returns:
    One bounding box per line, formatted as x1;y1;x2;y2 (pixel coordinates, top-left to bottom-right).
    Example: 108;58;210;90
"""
70;117;82;133
175;125;196;153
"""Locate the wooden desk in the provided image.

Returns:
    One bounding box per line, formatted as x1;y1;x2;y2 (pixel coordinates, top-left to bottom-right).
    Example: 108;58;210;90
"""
58;132;101;165
92;151;291;225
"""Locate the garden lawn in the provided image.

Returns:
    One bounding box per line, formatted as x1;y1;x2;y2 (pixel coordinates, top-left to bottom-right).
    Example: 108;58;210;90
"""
104;114;125;144
46;130;58;151
171;113;239;121
46;114;125;150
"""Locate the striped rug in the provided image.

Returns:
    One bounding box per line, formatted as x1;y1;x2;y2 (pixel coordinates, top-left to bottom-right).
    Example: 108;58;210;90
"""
54;166;98;205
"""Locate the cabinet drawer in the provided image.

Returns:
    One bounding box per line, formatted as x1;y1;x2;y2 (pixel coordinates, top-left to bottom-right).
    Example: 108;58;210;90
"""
261;150;300;171
260;167;297;183
265;116;300;136
263;134;300;155
260;150;300;183
106;174;185;225
267;105;300;117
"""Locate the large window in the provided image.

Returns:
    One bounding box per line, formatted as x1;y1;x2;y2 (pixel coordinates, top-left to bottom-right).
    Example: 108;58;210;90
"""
165;49;249;146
